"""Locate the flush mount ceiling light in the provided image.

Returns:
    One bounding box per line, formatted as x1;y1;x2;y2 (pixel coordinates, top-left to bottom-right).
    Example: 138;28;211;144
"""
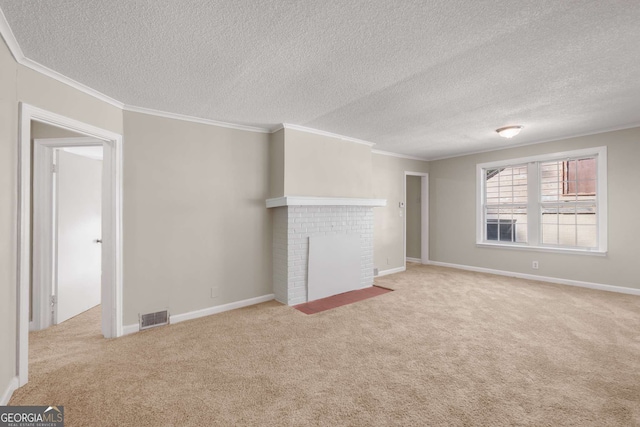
496;125;523;138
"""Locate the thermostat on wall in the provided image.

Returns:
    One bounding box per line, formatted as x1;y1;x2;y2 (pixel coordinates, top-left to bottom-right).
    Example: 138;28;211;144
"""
399;202;405;208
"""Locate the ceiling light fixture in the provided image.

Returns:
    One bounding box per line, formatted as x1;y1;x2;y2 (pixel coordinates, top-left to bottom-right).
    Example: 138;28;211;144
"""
496;125;523;138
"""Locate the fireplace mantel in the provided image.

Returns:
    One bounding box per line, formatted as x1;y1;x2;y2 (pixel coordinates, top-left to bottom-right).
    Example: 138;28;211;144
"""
266;196;386;208
268;196;386;306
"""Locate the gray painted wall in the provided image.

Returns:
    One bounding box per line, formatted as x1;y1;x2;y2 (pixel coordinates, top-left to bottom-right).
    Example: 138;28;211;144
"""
283;128;373;198
406;175;421;259
429;127;640;290
122;111;272;325
0;37;122;401
372;154;429;272
0;32;19;402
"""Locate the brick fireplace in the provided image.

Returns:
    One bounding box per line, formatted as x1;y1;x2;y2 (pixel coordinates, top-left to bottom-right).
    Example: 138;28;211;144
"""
267;197;386;306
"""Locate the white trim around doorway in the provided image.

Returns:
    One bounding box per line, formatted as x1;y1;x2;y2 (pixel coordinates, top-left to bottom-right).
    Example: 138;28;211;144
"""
31;137;104;331
18;103;123;387
403;172;429;268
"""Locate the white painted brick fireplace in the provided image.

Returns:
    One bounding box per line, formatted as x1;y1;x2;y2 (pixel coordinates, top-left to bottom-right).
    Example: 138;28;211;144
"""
267;197;386;306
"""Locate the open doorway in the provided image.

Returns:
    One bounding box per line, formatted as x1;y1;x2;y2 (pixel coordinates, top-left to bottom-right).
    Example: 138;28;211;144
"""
404;172;428;267
31;123;104;331
17;103;123;387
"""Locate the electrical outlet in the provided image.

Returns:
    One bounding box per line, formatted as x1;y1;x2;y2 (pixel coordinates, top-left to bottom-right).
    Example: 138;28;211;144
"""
532;261;539;270
210;287;219;298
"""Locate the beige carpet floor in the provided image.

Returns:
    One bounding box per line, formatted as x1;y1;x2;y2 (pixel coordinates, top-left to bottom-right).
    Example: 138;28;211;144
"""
10;264;640;426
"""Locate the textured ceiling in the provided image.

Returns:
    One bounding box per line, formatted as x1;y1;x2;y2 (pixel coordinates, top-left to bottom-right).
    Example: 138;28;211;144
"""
1;0;640;159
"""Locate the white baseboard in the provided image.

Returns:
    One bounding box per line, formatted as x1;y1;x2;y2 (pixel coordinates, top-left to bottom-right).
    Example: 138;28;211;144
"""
120;294;275;335
406;257;422;264
122;323;139;336
1;376;19;405
427;261;640;296
170;294;275;325
377;266;406;277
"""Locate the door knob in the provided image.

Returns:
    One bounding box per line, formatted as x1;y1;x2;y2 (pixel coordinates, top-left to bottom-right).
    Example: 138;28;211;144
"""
94;239;102;244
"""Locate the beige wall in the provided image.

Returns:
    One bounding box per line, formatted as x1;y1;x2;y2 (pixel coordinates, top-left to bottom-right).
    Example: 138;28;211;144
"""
372;154;429;272
429;127;640;290
406;175;421;259
0;35;122;397
122;111;272;324
17;67;123;135
269;129;284;198
32;121;85;139
0;36;19;399
283;128;373;198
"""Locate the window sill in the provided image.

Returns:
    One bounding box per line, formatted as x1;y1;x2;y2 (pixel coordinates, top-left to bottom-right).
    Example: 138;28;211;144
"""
476;242;607;257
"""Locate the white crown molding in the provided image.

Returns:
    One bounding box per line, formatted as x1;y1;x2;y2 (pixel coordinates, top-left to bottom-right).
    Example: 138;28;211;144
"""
0;7;23;60
371;149;429;161
0;9;124;109
427;123;640;162
281;123;376;147
266;196;387;208
426;261;640;296
22;58;124;108
124;105;271;134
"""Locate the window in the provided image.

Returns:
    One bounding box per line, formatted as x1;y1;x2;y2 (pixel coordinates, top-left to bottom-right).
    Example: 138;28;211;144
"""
477;147;607;254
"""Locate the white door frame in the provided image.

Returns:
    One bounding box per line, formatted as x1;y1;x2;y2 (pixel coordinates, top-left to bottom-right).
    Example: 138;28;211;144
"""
403;171;429;268
18;103;123;387
31;137;104;331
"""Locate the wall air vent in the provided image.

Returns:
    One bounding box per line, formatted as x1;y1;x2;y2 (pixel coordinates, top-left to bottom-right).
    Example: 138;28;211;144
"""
139;310;169;330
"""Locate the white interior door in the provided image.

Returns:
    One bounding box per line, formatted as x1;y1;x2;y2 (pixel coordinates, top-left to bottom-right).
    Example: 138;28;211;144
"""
55;150;102;323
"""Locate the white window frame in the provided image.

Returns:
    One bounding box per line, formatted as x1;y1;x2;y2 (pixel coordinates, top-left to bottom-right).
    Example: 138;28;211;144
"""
476;146;607;255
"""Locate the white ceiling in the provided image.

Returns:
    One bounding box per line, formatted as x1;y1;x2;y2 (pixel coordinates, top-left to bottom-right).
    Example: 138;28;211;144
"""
1;1;639;159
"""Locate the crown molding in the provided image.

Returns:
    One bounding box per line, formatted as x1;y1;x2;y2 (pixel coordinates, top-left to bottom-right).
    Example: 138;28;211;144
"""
23;57;124;108
426;122;640;162
281;123;376;147
0;9;124;108
371;149;429;161
0;7;23;61
124;105;271;133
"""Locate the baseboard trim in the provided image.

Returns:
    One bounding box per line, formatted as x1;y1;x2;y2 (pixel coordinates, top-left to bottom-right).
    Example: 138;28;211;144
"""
170;294;275;325
122;323;139;336
377;266;406;277
406;257;422;264
427;261;640;296
1;377;19;405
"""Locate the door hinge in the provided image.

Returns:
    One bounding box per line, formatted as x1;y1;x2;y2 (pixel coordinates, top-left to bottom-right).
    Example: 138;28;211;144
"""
50;295;57;306
51;163;57;173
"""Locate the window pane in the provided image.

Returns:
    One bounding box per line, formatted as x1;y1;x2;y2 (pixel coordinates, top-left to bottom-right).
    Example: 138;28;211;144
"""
576;225;597;247
541;158;596;203
540;161;562;202
485;208;526;243
480;149;603;252
541;207;559;244
485;165;527;204
540;205;596;248
567;158;597;196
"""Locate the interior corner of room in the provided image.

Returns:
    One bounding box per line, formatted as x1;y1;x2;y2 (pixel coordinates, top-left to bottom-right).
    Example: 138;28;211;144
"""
0;2;639;424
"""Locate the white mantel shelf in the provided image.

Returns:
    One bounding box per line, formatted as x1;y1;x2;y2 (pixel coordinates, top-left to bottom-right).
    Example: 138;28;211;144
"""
266;196;387;208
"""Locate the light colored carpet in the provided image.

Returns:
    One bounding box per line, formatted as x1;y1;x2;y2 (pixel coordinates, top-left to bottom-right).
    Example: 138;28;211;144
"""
10;264;640;426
